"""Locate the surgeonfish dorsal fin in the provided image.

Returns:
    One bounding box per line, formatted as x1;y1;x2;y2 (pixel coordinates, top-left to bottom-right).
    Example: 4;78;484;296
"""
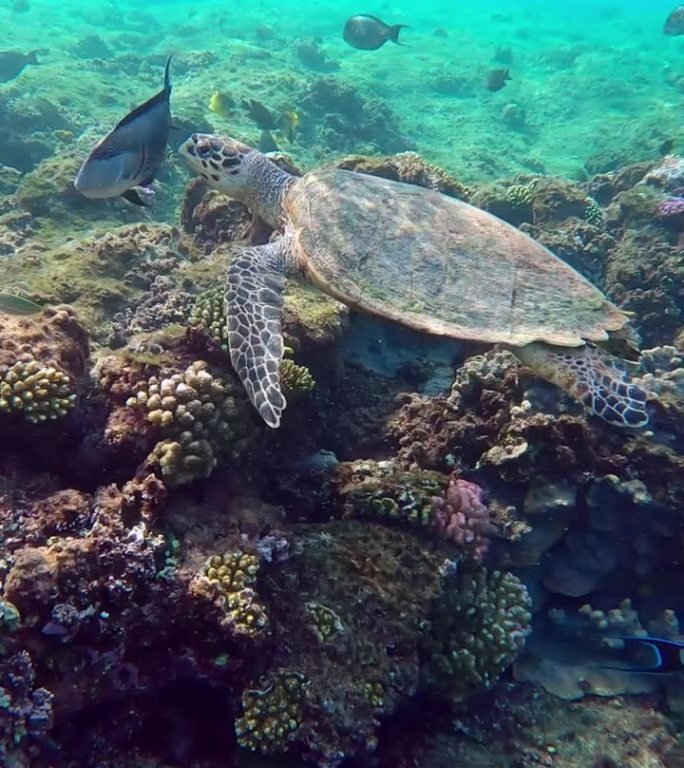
109;57;173;132
163;54;173;92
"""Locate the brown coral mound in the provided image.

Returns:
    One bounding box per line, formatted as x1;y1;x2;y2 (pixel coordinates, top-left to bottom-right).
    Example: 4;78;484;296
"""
252;520;451;765
388;349;684;506
0;306;89;379
334;153;471;199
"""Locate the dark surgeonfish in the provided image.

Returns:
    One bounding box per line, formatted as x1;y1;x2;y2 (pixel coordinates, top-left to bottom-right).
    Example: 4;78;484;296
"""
486;68;511;92
74;56;173;206
602;635;684;674
665;6;684;35
0;50;40;82
343;14;407;50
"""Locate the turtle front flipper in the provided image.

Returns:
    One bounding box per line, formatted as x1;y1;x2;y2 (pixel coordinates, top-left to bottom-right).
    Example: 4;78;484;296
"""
225;240;289;427
516;342;649;428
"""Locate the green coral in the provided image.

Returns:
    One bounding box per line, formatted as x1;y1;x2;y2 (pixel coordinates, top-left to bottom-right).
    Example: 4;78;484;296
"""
235;671;306;754
205;551;269;639
335;460;449;530
506;183;535;208
125;360;251;485
583;196;603;225
305;601;344;643
421;568;532;700
189;289;229;351
0;360;76;423
280;358;315;400
360;680;386;709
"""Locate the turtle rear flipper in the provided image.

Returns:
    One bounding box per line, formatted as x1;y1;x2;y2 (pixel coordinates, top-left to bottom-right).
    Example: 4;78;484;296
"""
226;239;289;428
517;342;649;427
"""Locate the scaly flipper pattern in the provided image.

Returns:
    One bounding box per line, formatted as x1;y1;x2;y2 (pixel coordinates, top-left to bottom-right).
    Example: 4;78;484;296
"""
225;239;289;428
516;342;649;427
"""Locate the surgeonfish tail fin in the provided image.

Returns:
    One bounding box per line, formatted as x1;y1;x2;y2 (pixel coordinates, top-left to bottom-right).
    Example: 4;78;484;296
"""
28;50;40;65
388;24;408;44
163;54;173;91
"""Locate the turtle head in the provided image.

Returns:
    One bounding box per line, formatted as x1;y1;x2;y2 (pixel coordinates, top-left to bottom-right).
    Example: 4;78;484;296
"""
179;133;255;195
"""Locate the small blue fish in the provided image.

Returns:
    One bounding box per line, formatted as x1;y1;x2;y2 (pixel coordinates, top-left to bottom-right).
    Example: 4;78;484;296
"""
603;635;684;674
74;56;173;207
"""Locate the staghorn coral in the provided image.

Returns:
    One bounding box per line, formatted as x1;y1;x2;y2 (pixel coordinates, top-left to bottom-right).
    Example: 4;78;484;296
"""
203;551;269;640
235;671;306;754
420;568;532;701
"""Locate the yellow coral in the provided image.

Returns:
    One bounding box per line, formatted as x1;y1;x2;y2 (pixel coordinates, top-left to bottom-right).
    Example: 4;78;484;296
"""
279;358;315;400
0;360;76;423
305;601;344;643
205;551;269;639
125;360;251;485
235;671;306;754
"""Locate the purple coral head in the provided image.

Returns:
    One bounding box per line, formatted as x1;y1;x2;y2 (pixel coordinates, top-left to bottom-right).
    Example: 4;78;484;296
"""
432;477;493;563
657;195;684;218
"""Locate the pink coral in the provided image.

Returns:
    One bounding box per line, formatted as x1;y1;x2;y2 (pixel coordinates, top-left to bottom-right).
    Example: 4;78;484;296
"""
657;196;684;218
432;478;493;563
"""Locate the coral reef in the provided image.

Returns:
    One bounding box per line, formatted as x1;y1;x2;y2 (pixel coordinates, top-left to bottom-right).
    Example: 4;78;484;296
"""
235;671;306;754
334;152;470;199
100;355;254;485
330;460;494;563
0;307;88;425
420;568;532;701
203;550;270;640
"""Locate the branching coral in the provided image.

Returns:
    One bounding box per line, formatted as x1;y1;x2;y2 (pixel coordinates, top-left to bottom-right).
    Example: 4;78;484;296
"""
0;359;75;422
421;568;532;701
279;358;315;400
235;671;306;754
118;359;253;485
431;478;493;563
0;601;54;765
189;288;229;351
0;307;88;425
204;551;269;639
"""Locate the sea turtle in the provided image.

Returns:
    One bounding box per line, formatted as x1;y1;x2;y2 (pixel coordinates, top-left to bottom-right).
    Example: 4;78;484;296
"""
179;133;650;430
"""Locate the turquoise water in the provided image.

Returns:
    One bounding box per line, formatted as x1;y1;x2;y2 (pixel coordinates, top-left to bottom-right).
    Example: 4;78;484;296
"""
3;0;683;179
1;1;684;767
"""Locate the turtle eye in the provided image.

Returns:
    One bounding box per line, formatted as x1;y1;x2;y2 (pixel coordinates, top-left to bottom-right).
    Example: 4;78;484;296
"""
196;140;212;158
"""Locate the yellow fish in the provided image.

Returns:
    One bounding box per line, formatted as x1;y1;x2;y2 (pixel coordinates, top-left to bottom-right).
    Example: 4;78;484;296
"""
208;90;235;118
278;110;299;143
